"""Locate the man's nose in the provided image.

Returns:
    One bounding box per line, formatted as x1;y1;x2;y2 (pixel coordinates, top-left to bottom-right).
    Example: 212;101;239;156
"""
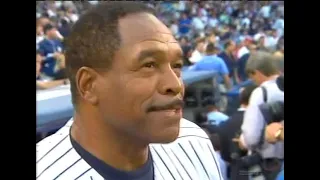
158;68;183;96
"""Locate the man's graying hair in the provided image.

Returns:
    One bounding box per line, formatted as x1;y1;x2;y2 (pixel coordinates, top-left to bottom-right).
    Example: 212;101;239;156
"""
245;51;280;76
65;2;155;105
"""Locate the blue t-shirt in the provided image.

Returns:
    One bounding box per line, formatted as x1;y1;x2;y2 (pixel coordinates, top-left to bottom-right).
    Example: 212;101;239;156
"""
207;111;229;125
178;19;191;34
38;38;64;77
190;55;229;83
70;136;154;180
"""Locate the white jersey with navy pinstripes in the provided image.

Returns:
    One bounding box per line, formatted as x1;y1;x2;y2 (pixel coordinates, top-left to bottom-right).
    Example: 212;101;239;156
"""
36;118;224;180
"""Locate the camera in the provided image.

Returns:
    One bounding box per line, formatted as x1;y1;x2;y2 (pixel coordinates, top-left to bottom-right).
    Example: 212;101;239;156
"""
259;75;284;124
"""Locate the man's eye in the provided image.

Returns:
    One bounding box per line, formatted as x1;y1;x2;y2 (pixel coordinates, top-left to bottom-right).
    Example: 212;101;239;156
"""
172;63;183;69
143;62;157;68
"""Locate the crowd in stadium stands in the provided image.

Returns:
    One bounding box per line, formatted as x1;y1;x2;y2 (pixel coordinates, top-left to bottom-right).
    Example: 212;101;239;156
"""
36;1;284;180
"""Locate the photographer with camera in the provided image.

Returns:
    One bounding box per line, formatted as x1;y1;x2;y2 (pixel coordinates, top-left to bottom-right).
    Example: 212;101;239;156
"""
219;84;258;180
237;52;284;180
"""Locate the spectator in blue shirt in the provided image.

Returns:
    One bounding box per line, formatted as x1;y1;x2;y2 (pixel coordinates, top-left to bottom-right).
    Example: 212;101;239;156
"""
38;23;66;79
218;40;237;80
178;12;192;36
204;97;229;126
36;51;69;90
190;43;232;90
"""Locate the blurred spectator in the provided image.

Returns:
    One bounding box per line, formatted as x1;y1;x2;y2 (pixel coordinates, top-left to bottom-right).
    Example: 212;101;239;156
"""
179;36;193;66
239;52;284;180
206;32;219;46
65;7;79;23
190;43;231;90
35;0;284;94
192;11;206;36
203;97;229;126
256;36;269;52
235;43;258;82
264;29;279;50
58;18;72;38
38;23;66;79
207;13;219;29
272;15;284;37
237;38;252;59
36;25;44;47
178;12;192;37
189;37;206;64
218;40;237;81
253;28;265;42
219;84;258;180
169;19;179;37
36;51;69;90
189;43;231;112
37;17;51;27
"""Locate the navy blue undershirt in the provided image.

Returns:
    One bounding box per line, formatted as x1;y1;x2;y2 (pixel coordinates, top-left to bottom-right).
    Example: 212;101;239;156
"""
70;134;154;180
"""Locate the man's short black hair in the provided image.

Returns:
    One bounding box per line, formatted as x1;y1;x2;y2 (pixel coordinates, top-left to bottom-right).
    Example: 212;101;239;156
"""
65;2;155;105
206;43;216;53
43;23;55;34
224;40;233;50
239;84;258;105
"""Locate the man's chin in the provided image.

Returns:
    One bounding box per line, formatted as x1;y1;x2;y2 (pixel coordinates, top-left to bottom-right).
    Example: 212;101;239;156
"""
149;127;180;144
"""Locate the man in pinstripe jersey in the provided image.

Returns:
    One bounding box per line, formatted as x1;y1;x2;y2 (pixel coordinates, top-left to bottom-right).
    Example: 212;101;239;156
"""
37;2;223;180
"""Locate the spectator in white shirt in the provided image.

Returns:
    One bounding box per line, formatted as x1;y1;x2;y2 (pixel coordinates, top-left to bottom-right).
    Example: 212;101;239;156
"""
66;8;79;23
239;51;284;180
189;37;206;64
208;13;219;28
241;16;251;29
253;28;266;42
192;13;205;33
265;29;279;50
169;20;179;37
259;4;271;19
273;15;284;37
177;1;186;11
237;38;252;59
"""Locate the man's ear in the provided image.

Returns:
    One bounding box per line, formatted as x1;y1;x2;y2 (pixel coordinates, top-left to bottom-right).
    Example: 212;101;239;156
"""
75;67;99;105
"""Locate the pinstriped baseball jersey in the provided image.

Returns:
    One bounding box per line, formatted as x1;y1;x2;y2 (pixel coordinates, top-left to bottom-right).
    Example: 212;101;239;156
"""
36;118;224;180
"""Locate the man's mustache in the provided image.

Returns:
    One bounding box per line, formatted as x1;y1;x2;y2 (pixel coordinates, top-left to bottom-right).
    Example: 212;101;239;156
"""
147;98;185;112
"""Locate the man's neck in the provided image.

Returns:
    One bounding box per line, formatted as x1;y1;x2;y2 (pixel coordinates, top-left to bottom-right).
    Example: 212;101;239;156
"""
261;74;279;85
71;113;149;171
